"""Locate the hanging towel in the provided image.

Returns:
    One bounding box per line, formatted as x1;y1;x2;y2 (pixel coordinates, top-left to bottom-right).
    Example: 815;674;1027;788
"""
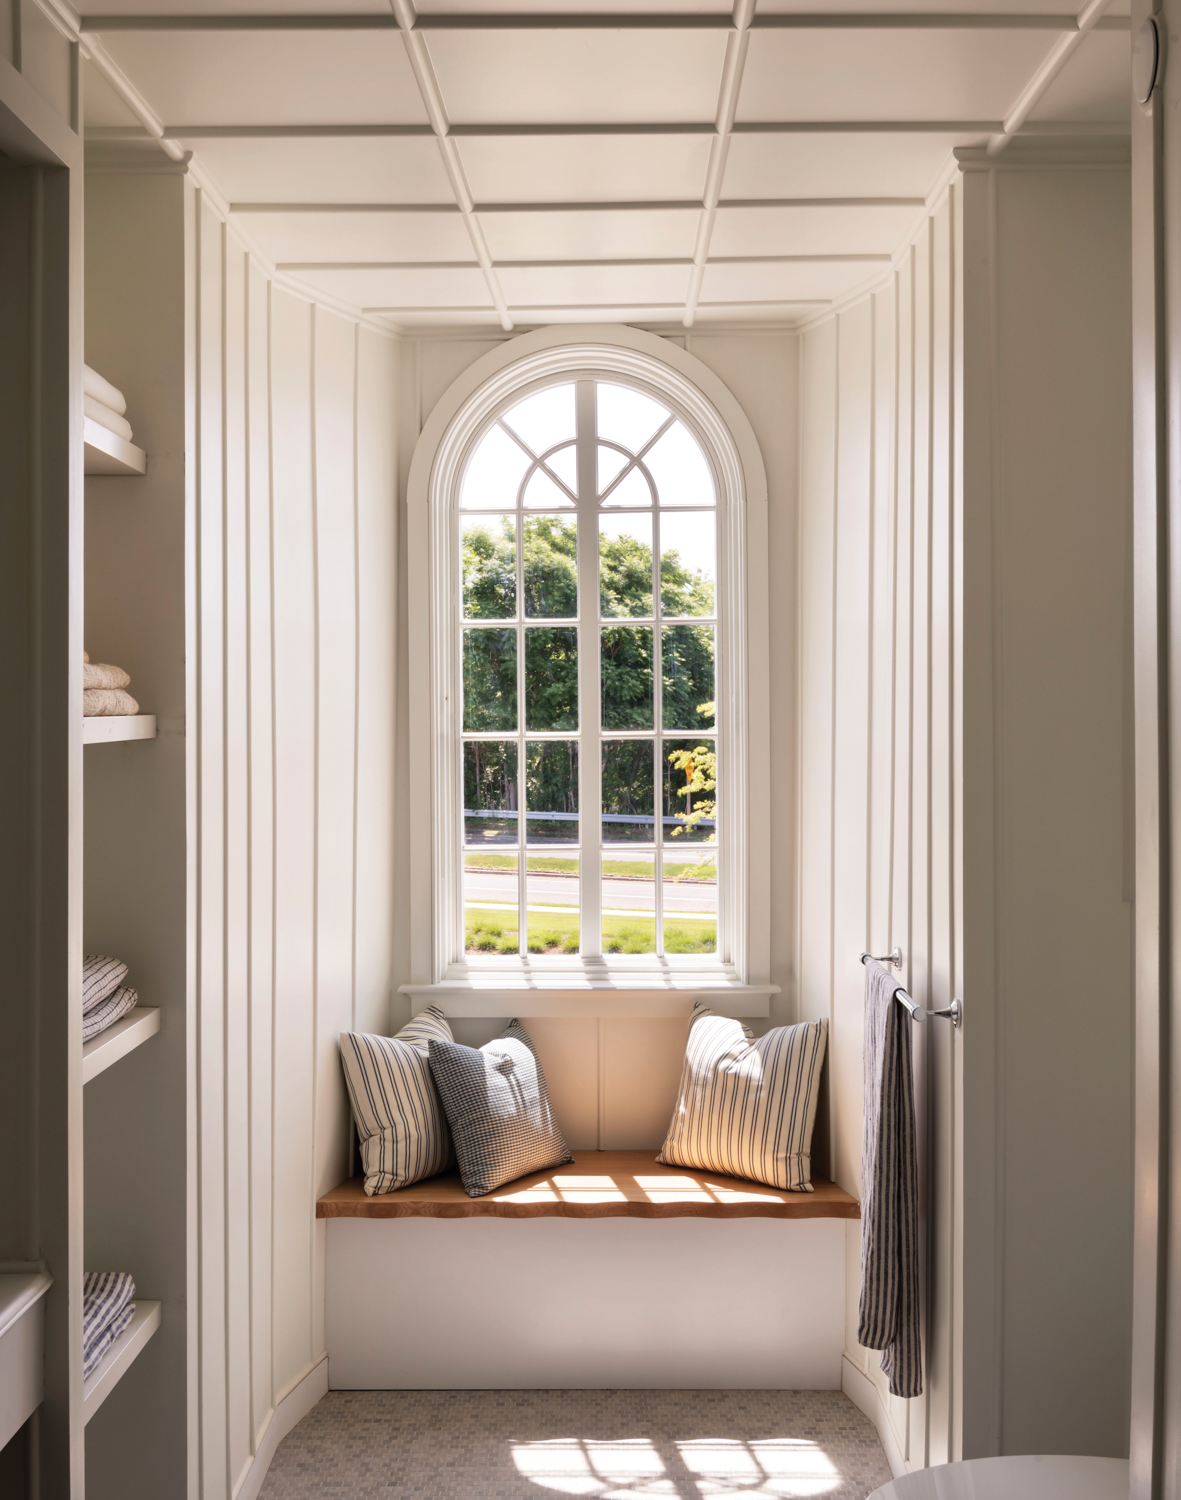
82;955;129;1015
857;956;922;1398
82;985;138;1042
82;1271;136;1380
83;688;140;717
84;662;131;691
83;364;127;417
84;394;134;444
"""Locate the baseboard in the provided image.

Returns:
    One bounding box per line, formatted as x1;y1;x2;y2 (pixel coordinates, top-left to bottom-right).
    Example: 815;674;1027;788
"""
233;1354;329;1500
842;1353;906;1480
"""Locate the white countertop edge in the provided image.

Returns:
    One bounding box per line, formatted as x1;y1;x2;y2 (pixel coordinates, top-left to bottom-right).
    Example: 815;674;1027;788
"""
0;1273;53;1342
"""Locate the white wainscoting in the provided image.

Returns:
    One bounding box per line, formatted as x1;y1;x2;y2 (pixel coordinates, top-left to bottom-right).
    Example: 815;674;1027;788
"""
186;184;400;1500
325;1217;845;1390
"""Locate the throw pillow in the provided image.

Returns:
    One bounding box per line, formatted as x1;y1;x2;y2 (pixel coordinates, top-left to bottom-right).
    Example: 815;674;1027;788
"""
339;1006;456;1196
427;1019;573;1197
658;1001;828;1191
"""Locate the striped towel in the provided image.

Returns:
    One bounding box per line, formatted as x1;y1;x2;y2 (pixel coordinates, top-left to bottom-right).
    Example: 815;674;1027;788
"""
82;985;138;1041
83;1272;136;1380
857;957;922;1398
83;955;128;1015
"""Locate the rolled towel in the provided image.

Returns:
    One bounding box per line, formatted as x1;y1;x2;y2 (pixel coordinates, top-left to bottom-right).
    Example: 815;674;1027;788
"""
83;688;140;717
82;984;138;1042
83;365;127;417
84;395;134;444
84;662;131;691
82;1272;136;1379
83;955;128;1015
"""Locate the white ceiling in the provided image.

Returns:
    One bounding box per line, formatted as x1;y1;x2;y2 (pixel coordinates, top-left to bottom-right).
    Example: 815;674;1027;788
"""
79;0;1131;330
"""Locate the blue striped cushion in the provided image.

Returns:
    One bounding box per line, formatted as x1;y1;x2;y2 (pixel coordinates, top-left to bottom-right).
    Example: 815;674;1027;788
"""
339;1007;456;1196
83;1272;136;1380
658;1002;828;1191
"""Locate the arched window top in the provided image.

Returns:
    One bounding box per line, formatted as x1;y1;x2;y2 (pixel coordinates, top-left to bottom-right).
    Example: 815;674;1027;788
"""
406;328;771;1005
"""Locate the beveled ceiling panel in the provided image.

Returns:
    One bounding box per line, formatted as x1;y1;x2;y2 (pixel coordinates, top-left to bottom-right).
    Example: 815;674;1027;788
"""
455;134;714;205
711;203;923;257
241;211;475;265
721;131;986;199
497;261;694;306
417;0;729;10
701;258;884;303
180;138;455;204
480;208;701;261
738;27;1055;122
291;265;494;308
426;28;728;124
1026;31;1130;120
96;30;429;126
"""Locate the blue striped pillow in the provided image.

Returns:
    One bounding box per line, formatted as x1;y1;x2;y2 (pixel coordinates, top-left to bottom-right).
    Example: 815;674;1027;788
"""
339;1007;456;1195
658;1002;828;1191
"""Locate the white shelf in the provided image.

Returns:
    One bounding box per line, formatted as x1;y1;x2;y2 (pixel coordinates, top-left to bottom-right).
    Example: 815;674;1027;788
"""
0;1273;52;1451
83;714;156;744
84;416;146;476
83;1300;161;1425
83;1006;160;1084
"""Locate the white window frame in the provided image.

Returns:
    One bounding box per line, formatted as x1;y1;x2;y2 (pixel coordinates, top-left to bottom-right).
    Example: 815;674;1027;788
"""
403;327;775;1019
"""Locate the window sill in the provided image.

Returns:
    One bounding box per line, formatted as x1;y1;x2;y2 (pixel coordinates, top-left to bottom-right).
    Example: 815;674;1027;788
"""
399;972;777;1018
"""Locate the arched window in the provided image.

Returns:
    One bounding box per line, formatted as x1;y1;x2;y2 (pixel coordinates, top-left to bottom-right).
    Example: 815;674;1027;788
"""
458;377;719;965
406;330;771;1007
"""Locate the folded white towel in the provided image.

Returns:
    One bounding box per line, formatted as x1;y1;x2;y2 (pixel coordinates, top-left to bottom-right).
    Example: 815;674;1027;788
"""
84;662;131;691
84;395;134;444
83;365;127;417
83;650;89;663
83;688;140;716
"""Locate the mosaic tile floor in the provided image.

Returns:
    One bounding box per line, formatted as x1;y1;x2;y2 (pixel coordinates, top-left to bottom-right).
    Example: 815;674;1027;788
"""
257;1389;893;1499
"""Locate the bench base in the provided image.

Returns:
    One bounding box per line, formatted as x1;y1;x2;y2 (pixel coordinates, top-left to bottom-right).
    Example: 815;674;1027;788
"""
325;1216;846;1389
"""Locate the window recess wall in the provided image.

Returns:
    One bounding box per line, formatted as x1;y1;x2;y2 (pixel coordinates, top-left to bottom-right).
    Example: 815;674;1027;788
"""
798;146;1132;1473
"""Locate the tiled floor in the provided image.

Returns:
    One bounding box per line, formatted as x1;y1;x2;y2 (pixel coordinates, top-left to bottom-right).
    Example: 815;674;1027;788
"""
257;1389;893;1498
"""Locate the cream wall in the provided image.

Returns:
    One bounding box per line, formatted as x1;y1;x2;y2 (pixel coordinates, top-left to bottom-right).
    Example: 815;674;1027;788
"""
84;168;399;1500
799;185;963;1472
389;330;799;1149
799;150;1133;1472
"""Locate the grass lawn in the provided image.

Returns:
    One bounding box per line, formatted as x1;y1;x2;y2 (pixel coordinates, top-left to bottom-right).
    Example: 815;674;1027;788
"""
464;905;717;956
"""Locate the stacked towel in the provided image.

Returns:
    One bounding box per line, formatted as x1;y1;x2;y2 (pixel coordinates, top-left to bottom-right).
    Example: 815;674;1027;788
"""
82;954;139;1042
83;1272;136;1380
83;364;135;446
82;651;139;716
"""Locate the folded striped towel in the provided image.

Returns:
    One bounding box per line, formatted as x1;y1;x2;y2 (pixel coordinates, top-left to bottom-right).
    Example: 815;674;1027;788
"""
84;394;134;444
83;688;140;717
83;956;128;1015
83;985;138;1041
84;662;131;691
83;1272;136;1380
83;365;127;417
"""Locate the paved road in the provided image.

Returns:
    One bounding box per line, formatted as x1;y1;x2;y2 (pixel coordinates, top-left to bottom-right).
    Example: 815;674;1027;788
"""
465;868;715;915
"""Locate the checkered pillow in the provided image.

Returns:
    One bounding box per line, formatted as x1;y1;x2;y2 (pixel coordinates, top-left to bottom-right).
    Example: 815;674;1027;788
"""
339;1007;456;1195
427;1019;572;1197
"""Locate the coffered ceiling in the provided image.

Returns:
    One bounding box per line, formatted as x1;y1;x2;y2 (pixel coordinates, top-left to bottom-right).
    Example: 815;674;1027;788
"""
76;0;1131;330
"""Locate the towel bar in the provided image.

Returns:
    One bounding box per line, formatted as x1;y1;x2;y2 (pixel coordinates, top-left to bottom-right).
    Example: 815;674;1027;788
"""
860;953;963;1028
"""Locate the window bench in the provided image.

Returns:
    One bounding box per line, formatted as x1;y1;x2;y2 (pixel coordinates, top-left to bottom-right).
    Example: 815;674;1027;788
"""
319;1154;858;1391
317;1151;859;1221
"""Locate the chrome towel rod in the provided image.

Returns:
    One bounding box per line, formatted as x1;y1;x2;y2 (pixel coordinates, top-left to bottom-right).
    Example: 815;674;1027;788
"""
859;951;963;1029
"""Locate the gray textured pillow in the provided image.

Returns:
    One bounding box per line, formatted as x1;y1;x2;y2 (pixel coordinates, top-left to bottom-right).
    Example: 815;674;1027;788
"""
427;1019;572;1197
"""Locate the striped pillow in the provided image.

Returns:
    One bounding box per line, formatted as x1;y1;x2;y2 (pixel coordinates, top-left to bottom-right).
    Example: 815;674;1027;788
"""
339;1007;455;1196
658;1002;828;1192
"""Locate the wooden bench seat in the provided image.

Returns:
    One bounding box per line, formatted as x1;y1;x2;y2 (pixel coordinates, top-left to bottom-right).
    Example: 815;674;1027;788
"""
317;1149;859;1221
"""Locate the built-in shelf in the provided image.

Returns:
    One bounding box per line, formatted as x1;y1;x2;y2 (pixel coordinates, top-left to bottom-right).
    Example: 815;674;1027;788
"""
0;1272;52;1451
83;1007;160;1085
82;1300;161;1425
84;416;146;476
83;714;156;745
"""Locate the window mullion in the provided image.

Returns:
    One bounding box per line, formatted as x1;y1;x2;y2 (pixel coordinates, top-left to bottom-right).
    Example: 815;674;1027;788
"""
517;512;527;958
653;503;664;957
575;379;601;960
